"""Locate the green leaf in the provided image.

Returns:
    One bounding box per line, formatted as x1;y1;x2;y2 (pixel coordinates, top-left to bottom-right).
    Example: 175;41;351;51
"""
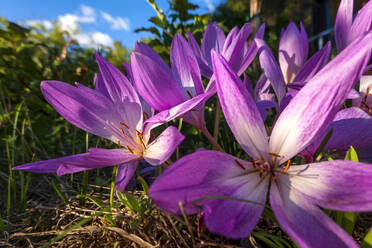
76;194;105;207
361;227;372;248
51;180;69;205
137;176;149;195
344;146;359;161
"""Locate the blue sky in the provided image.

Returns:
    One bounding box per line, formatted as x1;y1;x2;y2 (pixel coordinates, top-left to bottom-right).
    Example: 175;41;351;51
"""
1;0;221;48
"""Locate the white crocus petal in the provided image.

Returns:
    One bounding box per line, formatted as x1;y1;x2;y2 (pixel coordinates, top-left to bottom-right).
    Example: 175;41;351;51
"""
143;126;184;165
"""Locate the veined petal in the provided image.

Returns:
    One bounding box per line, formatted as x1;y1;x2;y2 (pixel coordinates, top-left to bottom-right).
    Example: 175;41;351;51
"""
87;148;140;168
270;180;358;248
41;81;141;143
335;0;353;52
293;41;331;83
237;24;266;76
130;52;186;110
347;1;372;47
279;22;308;82
12;153;90;175
187;31;213;78
256;38;286;103
212;51;269;160
115;161;138;191
134;42;170;73
144;126;185;165
324;107;372;150
171;34;204;96
301;107;372;157
270;33;372;164
223;23;252;72
95;53;140;105
149;151;269;239
121;62;133;82
283;160;372;212
143;90;215;133
202;22;226;67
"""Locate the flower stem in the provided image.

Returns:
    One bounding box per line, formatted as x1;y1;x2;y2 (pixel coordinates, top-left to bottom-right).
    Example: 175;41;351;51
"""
201;126;223;152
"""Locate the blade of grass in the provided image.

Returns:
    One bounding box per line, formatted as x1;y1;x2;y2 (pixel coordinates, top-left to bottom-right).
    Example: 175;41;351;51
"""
51;180;69;205
110;165;118;210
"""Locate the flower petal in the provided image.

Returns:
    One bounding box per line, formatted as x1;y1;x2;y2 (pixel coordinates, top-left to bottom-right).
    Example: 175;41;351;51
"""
130;52;186;110
212;51;270;160
256;38;286;103
270;33;372;164
293;41;331;83
187;31;213;78
237;24;266;76
149;150;269;239
12;153;90;175
347;0;372;47
202;22;226;67
143;90;214;132
279;22;308;82
95;53;140;105
144;126;185;165
115;161;138;191
270;180;358;248
41;80;141;143
87;148;140;168
335;0;353;52
171;34;204;96
283;160;372;212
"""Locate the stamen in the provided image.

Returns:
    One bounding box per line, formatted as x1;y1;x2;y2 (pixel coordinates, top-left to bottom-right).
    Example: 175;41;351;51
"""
268;152;281;157
126;145;134;154
259;169;264;178
283;160;291;172
250;158;257;168
234;159;245;170
120;127;127;137
120;122;130;129
273;175;277;181
118;140;121;147
186;90;193;99
136;130;147;149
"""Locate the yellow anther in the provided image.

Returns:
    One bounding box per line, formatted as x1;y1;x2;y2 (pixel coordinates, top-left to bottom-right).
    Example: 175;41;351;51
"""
235;159;245;170
120;122;130;129
250;158;257;168
126;145;134;154
283;160;291;172
118;140;121;147
268;152;281;158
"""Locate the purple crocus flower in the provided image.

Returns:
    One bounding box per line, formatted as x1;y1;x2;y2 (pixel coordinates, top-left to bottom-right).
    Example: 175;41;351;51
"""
256;22;331;106
149;33;372;246
13;53;184;191
130;34;219;147
187;22;265;80
335;0;372;52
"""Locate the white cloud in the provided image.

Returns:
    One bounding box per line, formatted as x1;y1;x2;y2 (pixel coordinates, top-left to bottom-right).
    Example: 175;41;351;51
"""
58;14;79;33
204;0;215;12
24;5;117;48
25;20;53;29
73;32;113;48
101;11;130;31
57;4;96;33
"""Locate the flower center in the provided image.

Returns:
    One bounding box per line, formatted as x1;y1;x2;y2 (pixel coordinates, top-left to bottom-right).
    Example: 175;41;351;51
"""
117;121;147;156
235;152;291;180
